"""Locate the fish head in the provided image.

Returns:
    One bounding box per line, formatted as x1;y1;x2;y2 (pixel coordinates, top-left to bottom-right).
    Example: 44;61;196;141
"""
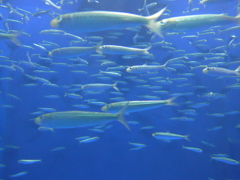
202;67;215;74
35;115;45;126
157;18;179;32
101;105;108;111
50;14;71;30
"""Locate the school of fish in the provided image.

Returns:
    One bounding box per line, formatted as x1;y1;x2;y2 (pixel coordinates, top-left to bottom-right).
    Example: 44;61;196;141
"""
0;0;240;179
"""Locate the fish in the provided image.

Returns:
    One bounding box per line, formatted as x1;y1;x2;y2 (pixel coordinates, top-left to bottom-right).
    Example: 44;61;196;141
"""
152;132;190;141
79;137;99;143
101;97;177;113
34;102;130;130
157;14;240;33
10;171;28;178
0;32;22;46
211;156;239;165
48;46;97;58
82;82;119;92
182;146;202;153
50;7;167;37
202;66;240;77
18;159;41;164
96;45;152;56
129;142;146;148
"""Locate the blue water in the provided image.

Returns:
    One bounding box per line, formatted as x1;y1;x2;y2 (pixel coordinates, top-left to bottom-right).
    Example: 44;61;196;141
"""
0;0;240;179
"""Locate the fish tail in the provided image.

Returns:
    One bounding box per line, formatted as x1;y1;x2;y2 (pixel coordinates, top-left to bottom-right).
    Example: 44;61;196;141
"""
185;134;190;141
95;41;103;54
236;13;240;24
235;66;240;72
117;102;130;131
113;81;119;91
166;96;178;106
10;32;22;46
146;7;167;38
143;46;152;55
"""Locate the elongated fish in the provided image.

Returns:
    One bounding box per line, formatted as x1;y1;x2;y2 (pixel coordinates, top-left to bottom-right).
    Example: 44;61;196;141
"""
157;14;240;33
101;97;177;113
48;46;97;58
50;7;167;37
211;156;239;165
152;132;189;141
202;66;240;77
96;45;151;56
35;103;130;130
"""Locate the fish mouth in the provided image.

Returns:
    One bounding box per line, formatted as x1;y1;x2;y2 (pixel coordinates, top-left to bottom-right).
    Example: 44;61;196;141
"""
202;68;207;74
50;18;59;28
35;116;43;125
101;106;107;111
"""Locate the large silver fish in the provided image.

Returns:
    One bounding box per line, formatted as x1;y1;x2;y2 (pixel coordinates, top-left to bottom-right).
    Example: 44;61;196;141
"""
50;7;167;37
35;103;129;130
101;97;177;113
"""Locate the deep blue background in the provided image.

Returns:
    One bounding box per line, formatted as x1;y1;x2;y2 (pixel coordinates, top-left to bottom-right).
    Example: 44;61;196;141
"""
0;0;240;179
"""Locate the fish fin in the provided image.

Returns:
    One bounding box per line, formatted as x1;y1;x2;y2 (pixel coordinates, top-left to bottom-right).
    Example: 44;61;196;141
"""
117;101;130;131
146;7;167;38
143;46;152;55
113;81;119;91
185;135;190;141
235;66;240;72
10;32;22;46
166;96;178;106
95;41;103;54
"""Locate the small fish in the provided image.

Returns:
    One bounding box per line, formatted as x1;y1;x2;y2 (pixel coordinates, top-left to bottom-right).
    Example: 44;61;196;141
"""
79;137;99;143
182;146;202;153
152;132;189;141
18;159;41;164
75;136;91;140
50;147;65;152
38;107;56;112
10;171;28;178
202;66;240;77
211;156;239;165
129;142;146;148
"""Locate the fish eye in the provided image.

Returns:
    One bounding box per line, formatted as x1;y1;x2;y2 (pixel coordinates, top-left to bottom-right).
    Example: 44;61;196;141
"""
57;15;63;22
159;20;166;25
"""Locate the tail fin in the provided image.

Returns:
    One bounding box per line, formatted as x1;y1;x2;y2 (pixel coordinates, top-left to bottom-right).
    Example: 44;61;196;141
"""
117;102;130;131
95;41;103;54
145;7;167;38
235;66;240;72
9;32;22;46
166;96;178;106
112;81;119;91
143;46;152;55
185;134;190;141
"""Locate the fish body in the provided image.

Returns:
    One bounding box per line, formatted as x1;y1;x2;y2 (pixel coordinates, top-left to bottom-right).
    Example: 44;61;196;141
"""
183;146;202;153
35;104;129;130
158;14;240;33
18;159;41;164
126;64;166;73
50;8;167;37
97;45;151;55
48;46;96;58
152;132;189;141
101;97;176;113
202;66;240;77
211;156;239;165
10;171;28;177
82;82;119;92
